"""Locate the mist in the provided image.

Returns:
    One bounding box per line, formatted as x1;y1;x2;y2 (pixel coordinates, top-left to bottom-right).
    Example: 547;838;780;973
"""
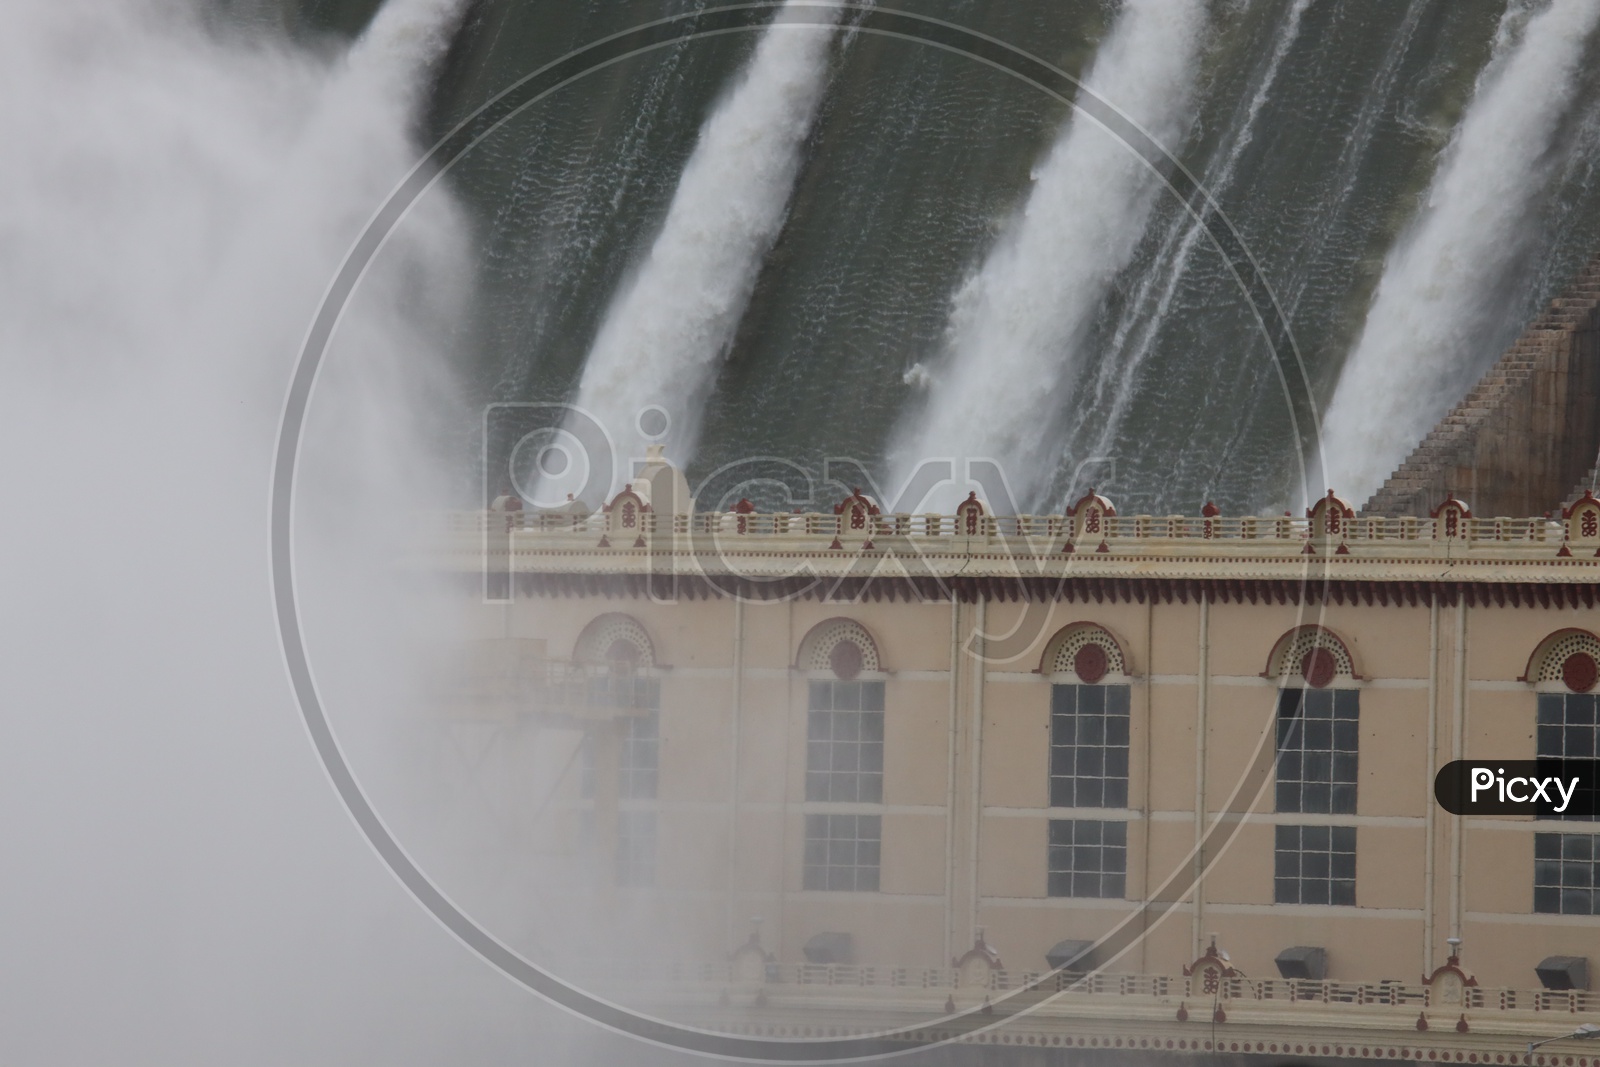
0;0;698;1061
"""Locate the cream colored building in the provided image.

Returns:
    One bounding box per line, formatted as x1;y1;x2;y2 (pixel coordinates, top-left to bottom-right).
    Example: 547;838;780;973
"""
443;478;1600;1029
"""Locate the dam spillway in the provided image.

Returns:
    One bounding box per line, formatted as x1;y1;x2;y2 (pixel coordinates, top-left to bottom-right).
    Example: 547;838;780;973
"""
1364;255;1600;519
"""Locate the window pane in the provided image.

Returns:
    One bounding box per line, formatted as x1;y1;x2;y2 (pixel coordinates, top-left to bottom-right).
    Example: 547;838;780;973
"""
803;814;880;894
860;742;883;773
804;705;883;809
1047;819;1127;898
1535;697;1600;824
1562;888;1595;916
1277;687;1359;815
1331;784;1357;815
1048;684;1131;814
1275;823;1356;907
1106;715;1130;746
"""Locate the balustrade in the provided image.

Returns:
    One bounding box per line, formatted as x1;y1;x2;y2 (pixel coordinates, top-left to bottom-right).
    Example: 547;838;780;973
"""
568;958;1600;1018
454;508;1573;548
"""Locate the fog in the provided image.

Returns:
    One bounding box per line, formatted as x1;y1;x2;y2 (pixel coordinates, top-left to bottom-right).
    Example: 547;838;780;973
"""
0;0;713;1061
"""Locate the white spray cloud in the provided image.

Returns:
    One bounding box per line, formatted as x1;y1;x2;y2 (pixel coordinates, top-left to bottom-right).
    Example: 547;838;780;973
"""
888;0;1208;511
1320;0;1600;504
1080;0;1310;466
562;1;839;494
0;0;575;1061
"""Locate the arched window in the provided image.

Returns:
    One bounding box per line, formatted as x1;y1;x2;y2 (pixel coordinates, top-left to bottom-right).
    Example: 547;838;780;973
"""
1530;630;1600;912
1039;623;1130;900
1522;629;1600;693
796;617;881;677
1262;624;1358;688
797;619;883;892
1526;632;1600;898
1264;626;1359;906
573;614;660;887
1039;622;1128;684
573;612;656;669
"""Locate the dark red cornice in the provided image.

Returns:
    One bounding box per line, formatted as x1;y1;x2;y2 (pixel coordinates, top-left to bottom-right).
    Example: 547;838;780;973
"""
494;573;1600;608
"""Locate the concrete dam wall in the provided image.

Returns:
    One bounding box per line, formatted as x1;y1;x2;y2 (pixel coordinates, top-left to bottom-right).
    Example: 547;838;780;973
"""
1363;256;1600;518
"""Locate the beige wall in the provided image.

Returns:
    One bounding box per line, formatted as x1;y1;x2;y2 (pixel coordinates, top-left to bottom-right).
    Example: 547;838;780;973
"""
479;590;1600;988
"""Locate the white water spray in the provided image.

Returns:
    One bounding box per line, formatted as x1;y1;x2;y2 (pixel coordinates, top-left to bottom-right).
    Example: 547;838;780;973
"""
889;0;1207;511
1080;0;1311;486
0;0;524;1060
1320;0;1600;504
560;2;840;496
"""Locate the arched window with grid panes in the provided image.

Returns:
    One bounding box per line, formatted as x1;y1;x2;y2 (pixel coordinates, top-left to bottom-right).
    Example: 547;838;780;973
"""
1038;623;1130;899
1264;625;1360;906
797;619;883;892
573;614;660;888
1524;629;1600;913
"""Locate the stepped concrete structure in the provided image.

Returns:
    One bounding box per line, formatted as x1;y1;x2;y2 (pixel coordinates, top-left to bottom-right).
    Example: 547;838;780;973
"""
1365;257;1600;518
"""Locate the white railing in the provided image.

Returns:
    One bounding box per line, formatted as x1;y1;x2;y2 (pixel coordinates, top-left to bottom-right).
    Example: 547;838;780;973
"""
456;510;1572;547
576;960;1600;1014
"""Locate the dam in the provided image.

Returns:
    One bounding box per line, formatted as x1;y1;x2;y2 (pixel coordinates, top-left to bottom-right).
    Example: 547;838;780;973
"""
1364;256;1600;520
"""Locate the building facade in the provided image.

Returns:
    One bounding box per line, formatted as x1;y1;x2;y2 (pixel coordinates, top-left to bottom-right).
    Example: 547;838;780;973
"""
437;479;1600;1011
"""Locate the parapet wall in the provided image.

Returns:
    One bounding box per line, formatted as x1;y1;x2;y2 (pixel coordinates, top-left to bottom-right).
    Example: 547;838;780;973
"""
1364;256;1600;517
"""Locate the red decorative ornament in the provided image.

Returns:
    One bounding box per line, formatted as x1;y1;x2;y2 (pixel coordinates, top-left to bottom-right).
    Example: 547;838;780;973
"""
956;490;984;536
1074;643;1109;684
1563;652;1598;694
1302;647;1338;689
830;640;863;681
